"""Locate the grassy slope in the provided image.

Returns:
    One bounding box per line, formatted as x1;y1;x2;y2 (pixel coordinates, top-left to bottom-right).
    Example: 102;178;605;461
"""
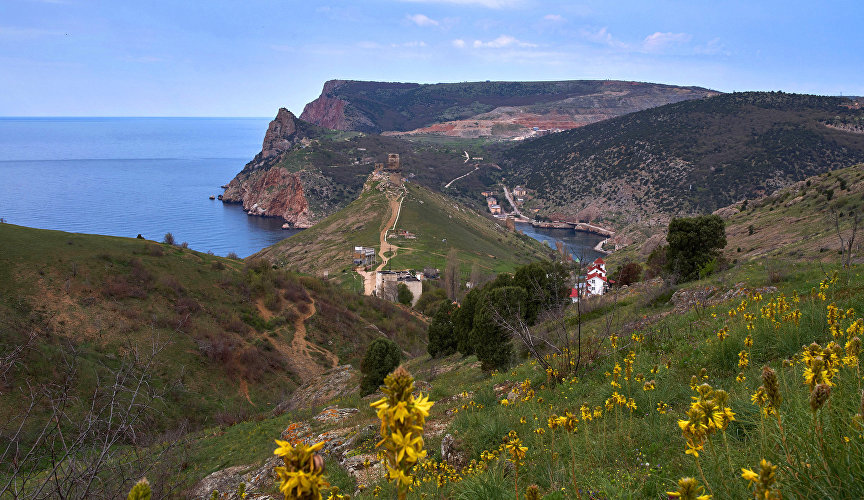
0;223;426;438
254;180;555;279
722;163;864;263
175;252;864;499
389;183;555;274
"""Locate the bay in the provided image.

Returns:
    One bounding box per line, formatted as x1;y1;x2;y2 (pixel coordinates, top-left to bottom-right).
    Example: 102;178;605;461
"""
515;222;606;263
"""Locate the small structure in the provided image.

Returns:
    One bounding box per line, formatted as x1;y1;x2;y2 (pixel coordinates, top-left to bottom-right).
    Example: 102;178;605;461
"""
375;270;422;306
489;204;502;215
386;153;401;171
353;246;376;267
571;257;609;301
513;186;527;197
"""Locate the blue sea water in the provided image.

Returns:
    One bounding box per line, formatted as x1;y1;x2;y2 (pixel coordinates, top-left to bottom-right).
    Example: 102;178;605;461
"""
515;222;605;263
0;117;301;257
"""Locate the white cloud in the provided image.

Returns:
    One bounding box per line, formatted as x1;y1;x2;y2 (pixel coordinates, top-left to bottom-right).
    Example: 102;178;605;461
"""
472;35;536;48
357;41;383;49
581;27;627;49
543;14;565;22
398;0;524;8
694;37;729;56
641;32;692;52
452;39;466;48
406;14;439;26
393;40;428;47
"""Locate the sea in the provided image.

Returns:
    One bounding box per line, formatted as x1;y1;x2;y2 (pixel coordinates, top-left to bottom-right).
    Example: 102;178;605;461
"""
0;117;606;261
0;117;299;257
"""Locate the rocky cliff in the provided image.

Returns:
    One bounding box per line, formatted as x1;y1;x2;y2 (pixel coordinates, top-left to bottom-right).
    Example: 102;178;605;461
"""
299;79;719;138
221;108;320;227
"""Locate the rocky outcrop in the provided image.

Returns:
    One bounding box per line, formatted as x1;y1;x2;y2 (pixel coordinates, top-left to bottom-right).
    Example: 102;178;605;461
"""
222;167;312;227
221;109;318;227
272;365;359;414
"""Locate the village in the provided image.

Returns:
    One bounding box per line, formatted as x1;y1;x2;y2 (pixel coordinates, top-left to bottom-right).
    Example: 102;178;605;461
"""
349;151;616;309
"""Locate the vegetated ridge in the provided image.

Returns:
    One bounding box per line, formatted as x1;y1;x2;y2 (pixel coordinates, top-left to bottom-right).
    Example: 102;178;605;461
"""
222;108;503;227
716;162;864;264
300;79;719;138
251;174;555;282
0;224;426;444
499;91;864;246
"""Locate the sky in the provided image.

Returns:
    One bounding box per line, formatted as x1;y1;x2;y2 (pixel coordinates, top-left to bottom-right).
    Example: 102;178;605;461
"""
1;0;862;117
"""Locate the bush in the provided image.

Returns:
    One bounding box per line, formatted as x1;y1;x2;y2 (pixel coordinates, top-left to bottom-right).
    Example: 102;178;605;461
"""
427;302;457;358
396;283;413;306
665;214;726;282
615;262;642;286
360;338;401;395
162;232;175;245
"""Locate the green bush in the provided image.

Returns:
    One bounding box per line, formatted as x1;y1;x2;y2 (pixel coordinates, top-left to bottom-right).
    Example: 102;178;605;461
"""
396;283;413;306
665;214;726;281
427;302;457;358
360;338;401;395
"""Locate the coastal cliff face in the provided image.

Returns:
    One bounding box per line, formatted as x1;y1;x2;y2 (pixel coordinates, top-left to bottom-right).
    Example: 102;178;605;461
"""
221;108;315;227
222;167;312;227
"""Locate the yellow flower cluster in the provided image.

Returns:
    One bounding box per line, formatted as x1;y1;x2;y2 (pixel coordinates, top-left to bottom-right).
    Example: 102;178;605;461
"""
667;477;711;500
273;440;329;500
800;341;842;390
741;459;780;500
678;383;735;457
370;366;434;495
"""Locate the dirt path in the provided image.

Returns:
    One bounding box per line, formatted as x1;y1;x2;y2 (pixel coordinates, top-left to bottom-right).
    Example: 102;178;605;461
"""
375;195;403;273
284;298;339;382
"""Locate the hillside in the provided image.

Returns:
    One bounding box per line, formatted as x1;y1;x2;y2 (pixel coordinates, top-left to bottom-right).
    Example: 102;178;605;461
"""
251;173;555;283
718;162;864;263
0;223;427;484
300;79;718;138
499;92;864;243
222;109;503;228
134;252;863;499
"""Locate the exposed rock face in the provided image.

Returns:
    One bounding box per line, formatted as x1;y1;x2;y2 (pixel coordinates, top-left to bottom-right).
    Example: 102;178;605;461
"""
221;108;314;227
222;167;312;227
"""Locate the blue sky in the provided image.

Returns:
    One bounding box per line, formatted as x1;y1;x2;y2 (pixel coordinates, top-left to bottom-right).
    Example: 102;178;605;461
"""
1;0;861;117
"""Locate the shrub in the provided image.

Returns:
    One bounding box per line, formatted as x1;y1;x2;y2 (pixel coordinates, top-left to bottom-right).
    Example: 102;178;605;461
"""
227;251;240;260
396;283;413;306
427;301;457;358
162;232;175;245
360;338;401;395
615;262;643;286
665;214;726;282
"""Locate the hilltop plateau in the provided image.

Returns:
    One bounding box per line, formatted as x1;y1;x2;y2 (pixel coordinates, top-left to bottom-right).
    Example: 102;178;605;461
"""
300;79;718;138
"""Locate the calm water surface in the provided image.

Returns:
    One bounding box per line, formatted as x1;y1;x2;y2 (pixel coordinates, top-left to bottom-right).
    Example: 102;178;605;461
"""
516;222;606;263
0;117;300;257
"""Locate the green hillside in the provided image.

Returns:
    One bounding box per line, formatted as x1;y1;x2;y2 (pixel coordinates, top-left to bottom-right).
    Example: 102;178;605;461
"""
253;177;555;282
499;92;864;226
721;162;864;264
0;224;426;486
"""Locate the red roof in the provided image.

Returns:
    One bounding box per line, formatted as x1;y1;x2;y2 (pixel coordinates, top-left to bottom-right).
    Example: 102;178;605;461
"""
587;272;607;282
569;288;579;298
593;257;605;265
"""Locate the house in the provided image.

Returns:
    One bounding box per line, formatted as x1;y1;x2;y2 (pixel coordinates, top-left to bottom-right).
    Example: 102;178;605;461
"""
572;257;609;300
352;246;376;267
489;204;502;215
513;186;527;197
375;270;422;306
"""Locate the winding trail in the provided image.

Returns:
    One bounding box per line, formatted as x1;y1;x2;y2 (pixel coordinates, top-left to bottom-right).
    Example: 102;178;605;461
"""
444;165;479;189
286;297;339;382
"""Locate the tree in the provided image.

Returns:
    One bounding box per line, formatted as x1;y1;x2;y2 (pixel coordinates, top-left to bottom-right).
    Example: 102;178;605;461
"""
472;286;524;371
396;283;413;306
443;249;460;300
427;302;457;358
452;288;480;356
665;214;727;281
615;262;643;286
360;338;401;395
